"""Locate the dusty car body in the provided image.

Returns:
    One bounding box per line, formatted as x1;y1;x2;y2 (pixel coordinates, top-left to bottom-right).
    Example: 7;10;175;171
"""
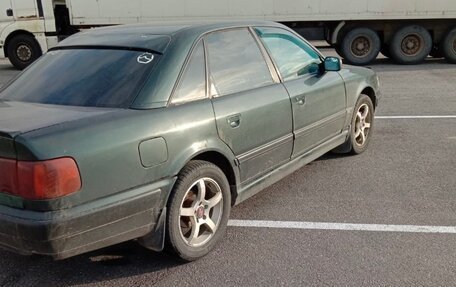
0;21;380;261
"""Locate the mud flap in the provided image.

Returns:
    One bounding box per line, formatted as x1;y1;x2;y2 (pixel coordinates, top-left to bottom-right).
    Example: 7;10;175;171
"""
137;207;166;252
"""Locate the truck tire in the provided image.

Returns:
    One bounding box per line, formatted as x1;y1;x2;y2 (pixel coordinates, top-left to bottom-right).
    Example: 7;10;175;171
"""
441;28;456;64
389;25;432;65
340;28;381;65
6;34;42;70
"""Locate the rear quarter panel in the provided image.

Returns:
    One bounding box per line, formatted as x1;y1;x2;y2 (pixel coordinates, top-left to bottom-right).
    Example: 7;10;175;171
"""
15;99;237;211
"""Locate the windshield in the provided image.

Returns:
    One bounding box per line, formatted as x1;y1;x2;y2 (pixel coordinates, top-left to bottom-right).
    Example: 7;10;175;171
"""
0;49;158;108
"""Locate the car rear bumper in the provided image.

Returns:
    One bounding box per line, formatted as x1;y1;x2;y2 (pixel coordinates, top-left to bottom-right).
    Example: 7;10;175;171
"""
0;178;174;259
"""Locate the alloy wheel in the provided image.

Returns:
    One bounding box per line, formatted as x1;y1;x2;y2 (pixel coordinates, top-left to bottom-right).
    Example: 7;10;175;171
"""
354;103;372;147
179;177;223;247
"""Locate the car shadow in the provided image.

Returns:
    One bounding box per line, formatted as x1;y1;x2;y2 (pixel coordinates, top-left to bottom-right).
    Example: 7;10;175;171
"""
315;151;350;162
0;241;183;286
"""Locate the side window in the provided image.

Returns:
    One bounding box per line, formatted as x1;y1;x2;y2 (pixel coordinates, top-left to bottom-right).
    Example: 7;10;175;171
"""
171;41;206;104
255;27;322;81
205;28;274;97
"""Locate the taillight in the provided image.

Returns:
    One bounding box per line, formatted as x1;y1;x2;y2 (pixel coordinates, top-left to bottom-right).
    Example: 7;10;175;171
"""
0;157;81;200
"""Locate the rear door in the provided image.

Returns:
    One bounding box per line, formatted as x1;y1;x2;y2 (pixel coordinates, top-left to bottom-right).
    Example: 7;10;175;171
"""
255;27;347;157
207;28;293;183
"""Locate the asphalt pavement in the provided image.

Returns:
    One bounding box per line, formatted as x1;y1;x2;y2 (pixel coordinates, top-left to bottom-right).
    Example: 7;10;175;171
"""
0;49;455;287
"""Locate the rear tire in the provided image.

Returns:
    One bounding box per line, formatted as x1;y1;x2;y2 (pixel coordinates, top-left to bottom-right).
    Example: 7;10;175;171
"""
389;25;432;65
340;28;381;65
166;160;231;262
441;28;456;64
333;95;374;155
6;34;42;70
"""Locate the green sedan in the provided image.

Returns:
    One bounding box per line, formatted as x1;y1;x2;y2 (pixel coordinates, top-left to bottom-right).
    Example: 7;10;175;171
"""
0;21;380;261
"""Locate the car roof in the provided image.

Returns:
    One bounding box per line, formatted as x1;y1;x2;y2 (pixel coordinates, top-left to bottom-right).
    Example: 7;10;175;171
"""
54;21;292;109
55;21;285;53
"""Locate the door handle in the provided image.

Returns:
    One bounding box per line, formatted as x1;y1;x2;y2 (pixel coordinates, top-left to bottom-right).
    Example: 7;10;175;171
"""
295;95;306;106
227;114;241;128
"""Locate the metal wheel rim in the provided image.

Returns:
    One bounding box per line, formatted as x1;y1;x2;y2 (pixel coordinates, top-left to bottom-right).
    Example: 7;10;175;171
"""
178;177;223;247
351;36;371;58
16;44;32;62
401;34;423;56
354;103;372;147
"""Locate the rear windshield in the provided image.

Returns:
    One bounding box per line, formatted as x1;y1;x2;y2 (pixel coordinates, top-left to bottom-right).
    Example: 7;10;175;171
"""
0;49;158;108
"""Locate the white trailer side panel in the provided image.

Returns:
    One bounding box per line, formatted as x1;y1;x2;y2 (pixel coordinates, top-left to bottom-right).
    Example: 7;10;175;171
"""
67;0;456;26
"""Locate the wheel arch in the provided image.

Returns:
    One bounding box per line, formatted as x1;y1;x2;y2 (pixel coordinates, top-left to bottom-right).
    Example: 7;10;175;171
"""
171;144;240;207
330;21;347;45
360;86;377;110
191;151;238;206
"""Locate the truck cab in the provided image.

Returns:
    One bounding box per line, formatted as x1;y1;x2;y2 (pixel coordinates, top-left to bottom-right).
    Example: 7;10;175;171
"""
0;0;61;69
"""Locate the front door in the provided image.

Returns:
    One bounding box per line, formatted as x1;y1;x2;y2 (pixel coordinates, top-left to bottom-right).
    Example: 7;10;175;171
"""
206;28;294;183
254;27;347;157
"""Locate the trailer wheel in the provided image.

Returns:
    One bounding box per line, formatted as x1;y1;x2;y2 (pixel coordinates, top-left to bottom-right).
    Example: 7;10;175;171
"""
389;25;432;65
6;34;42;70
340;28;381;65
441;28;456;64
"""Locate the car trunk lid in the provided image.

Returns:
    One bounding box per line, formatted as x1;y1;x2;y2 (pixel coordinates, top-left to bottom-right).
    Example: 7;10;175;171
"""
0;100;119;140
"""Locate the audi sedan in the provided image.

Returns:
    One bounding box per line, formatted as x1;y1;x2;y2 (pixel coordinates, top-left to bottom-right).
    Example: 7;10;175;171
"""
0;21;380;261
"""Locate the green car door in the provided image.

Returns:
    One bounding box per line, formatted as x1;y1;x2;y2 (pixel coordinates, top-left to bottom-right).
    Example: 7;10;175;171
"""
205;28;294;183
255;27;347;157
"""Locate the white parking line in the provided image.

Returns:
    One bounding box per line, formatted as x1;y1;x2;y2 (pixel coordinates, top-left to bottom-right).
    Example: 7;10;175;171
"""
228;220;456;234
376;115;456;119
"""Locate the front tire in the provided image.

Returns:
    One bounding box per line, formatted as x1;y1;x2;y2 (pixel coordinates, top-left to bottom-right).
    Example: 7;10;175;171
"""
166;160;231;261
6;34;42;70
333;95;375;155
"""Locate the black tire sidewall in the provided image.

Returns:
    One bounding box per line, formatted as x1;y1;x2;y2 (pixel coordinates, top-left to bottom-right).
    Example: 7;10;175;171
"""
334;44;343;57
7;35;42;70
441;29;456;64
389;25;432;65
341;28;381;65
349;95;375;155
166;161;231;261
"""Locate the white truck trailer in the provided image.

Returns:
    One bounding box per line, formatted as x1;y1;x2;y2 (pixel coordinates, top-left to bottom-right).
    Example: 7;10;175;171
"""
1;0;456;69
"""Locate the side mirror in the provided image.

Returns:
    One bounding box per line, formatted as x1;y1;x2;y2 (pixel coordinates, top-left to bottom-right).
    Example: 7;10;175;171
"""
324;57;342;72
